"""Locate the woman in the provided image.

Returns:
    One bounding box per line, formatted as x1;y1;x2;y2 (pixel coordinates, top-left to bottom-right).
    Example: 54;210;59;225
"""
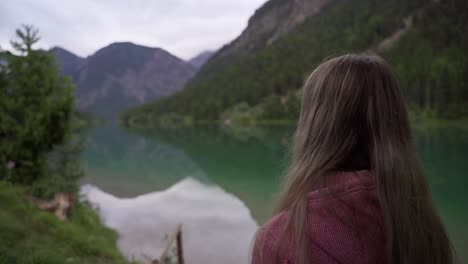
252;54;452;264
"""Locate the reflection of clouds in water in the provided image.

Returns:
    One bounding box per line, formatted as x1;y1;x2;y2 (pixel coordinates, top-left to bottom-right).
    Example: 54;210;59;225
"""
81;178;258;264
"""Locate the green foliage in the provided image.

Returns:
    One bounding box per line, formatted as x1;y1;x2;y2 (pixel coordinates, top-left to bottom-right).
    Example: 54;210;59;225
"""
0;181;132;264
383;0;468;119
0;25;78;195
221;102;262;126
220;90;301;125
257;90;301;120
123;0;468;124
0;26;130;263
74;111;106;129
159;113;193;129
31;135;84;197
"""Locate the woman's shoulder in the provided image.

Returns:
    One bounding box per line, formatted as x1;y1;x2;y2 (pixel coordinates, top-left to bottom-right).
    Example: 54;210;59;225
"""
260;211;290;234
256;212;291;250
252;171;385;264
252;212;294;264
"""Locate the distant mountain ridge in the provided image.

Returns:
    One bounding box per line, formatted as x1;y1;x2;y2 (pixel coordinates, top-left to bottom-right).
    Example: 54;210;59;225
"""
51;42;196;118
189;51;214;69
50;47;83;77
0;52;6;65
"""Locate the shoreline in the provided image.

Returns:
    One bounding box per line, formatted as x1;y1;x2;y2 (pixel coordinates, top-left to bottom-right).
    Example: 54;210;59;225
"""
121;116;468;132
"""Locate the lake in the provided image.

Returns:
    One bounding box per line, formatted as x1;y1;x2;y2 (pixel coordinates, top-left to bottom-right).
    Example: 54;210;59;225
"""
80;124;468;264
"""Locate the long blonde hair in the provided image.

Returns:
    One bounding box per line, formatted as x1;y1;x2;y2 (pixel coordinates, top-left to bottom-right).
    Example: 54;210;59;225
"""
269;54;452;263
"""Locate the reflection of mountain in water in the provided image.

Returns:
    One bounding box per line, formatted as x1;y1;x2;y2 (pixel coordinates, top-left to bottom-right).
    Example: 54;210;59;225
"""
81;126;207;197
134;125;294;223
81;178;258;264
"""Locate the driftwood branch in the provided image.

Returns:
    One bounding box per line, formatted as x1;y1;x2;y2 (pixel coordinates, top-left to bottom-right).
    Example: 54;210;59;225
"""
152;224;184;264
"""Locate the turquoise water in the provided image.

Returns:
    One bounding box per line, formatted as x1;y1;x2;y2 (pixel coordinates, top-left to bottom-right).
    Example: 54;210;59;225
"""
81;124;468;262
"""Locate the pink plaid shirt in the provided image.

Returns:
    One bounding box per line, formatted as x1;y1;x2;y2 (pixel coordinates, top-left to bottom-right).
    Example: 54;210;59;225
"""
252;170;386;264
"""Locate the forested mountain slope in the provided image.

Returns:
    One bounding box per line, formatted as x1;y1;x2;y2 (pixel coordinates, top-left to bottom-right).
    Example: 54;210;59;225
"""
383;0;468;118
122;0;468;125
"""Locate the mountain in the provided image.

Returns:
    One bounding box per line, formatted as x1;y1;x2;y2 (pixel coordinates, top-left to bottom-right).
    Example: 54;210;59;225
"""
122;0;468;125
212;0;332;59
52;42;196;118
0;51;11;67
194;0;333;80
0;52;5;63
189;51;214;69
50;47;83;77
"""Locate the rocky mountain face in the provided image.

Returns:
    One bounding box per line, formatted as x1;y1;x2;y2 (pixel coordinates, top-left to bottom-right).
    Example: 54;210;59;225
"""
51;43;196;118
189;51;214;69
208;0;333;63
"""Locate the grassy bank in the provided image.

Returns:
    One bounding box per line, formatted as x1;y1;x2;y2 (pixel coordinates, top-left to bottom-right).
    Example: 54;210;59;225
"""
0;181;132;264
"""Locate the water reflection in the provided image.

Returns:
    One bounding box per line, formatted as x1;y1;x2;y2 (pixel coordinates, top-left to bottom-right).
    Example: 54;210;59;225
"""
80;126;208;197
133;125;291;223
81;178;258;264
81;124;468;263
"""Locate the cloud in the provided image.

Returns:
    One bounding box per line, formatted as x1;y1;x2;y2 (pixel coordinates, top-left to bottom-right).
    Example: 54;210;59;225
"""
0;0;268;60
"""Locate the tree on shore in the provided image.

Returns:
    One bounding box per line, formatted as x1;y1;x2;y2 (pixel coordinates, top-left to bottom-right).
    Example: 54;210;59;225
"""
0;25;81;196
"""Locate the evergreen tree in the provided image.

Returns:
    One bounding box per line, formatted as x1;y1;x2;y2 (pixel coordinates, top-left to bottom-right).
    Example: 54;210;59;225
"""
0;25;77;194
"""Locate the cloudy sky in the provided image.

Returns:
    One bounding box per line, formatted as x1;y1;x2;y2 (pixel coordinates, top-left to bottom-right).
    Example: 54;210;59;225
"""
0;0;268;60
